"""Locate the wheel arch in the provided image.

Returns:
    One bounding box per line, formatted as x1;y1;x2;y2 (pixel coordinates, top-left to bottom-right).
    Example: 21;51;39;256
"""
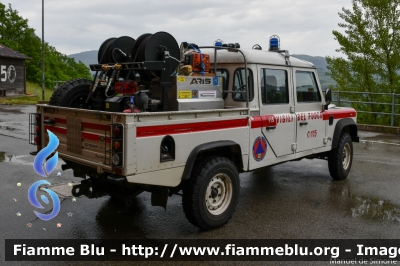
332;118;359;149
181;141;243;181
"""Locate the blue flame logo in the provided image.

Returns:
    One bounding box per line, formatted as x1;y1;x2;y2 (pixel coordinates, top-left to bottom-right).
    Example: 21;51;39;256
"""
28;180;60;221
29;130;61;221
33;130;59;177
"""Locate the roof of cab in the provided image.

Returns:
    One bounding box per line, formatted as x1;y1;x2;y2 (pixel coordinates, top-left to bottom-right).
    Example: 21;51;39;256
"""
202;48;315;69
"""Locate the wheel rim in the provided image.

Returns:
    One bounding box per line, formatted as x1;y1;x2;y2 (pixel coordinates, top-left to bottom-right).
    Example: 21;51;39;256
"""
205;173;233;215
69;93;91;109
342;143;351;170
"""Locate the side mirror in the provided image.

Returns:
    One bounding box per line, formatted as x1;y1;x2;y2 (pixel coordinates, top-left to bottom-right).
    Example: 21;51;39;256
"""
324;88;332;110
325;88;332;104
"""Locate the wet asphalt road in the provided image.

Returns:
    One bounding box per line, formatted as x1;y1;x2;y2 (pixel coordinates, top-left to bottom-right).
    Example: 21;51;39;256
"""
0;105;400;266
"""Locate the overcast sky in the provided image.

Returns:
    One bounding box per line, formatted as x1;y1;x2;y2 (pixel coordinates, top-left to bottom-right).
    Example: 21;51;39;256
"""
3;0;352;57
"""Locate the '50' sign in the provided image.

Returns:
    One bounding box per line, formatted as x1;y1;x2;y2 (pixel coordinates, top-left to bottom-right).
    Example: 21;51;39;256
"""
1;65;17;83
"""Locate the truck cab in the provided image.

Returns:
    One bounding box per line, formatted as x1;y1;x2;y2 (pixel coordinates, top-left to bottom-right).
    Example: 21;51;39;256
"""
202;46;357;167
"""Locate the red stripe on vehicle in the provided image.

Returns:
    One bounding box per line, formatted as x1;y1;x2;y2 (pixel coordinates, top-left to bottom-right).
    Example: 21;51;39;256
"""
82;132;111;143
322;109;357;120
82;123;111;131
44;126;110;143
44;125;66;134
44;117;111;131
250;115;277;128
137;119;248;138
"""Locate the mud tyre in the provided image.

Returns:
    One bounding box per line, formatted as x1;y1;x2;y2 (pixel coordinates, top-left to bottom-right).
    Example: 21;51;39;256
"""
49;78;92;108
182;156;240;230
328;132;353;180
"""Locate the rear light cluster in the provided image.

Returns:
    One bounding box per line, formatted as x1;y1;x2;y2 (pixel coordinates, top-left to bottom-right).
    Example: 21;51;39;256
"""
107;124;123;174
29;113;41;149
35;114;41;146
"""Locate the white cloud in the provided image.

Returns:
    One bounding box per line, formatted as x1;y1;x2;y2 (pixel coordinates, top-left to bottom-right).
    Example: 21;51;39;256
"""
4;0;352;57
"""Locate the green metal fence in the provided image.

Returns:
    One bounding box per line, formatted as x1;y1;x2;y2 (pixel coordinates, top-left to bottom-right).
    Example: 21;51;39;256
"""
332;91;400;127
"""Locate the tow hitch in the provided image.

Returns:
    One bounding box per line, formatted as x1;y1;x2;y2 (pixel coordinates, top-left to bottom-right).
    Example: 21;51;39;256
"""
72;180;92;198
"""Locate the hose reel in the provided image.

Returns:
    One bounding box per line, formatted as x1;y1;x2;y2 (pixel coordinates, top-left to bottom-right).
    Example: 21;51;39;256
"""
97;36;136;64
97;32;179;80
95;31;180;112
131;32;180;80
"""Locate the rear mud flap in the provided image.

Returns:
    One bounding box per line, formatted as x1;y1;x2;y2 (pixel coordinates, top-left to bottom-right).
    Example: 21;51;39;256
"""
151;187;169;210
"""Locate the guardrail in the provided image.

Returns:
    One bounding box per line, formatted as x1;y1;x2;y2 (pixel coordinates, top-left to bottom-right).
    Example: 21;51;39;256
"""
54;81;67;90
332;91;400;127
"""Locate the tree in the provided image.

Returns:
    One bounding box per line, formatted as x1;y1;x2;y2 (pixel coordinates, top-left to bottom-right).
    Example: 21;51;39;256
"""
326;0;400;126
0;3;91;89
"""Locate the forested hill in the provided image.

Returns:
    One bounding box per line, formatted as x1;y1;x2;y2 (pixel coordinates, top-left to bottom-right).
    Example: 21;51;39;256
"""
69;50;98;67
291;54;328;69
0;3;91;88
291;54;336;88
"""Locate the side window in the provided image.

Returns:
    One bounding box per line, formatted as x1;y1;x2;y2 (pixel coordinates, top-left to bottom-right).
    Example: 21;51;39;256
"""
216;69;229;100
295;71;321;102
233;68;254;101
260;69;289;104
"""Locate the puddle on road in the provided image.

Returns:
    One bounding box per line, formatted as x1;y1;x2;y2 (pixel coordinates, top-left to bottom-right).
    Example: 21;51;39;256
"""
0;107;23;114
362;134;400;143
360;134;400;146
0;126;20;131
359;140;400;149
351;195;400;223
0;151;31;165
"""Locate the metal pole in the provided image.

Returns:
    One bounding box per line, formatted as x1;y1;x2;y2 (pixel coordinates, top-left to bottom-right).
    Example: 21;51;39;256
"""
337;90;340;106
41;0;45;100
213;48;217;76
391;93;395;127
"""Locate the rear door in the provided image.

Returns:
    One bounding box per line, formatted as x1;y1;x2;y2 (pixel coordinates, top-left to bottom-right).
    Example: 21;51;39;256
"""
258;66;296;157
293;69;325;153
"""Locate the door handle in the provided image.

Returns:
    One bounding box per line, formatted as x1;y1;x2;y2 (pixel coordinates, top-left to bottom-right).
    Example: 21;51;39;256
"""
299;122;308;126
266;126;276;130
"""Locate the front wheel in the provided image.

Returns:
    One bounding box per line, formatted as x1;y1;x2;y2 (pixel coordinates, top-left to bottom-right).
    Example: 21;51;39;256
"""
182;156;240;230
328;132;353;180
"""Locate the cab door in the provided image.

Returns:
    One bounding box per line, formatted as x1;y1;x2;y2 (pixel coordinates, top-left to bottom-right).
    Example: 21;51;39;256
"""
258;66;296;157
293;69;325;153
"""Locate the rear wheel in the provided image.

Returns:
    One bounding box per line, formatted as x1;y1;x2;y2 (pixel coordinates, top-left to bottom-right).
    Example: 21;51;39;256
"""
49;78;93;108
182;156;240;230
328;132;353;180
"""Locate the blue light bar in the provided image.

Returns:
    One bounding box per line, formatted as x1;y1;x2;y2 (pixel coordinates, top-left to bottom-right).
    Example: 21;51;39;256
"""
214;39;223;49
269;35;280;51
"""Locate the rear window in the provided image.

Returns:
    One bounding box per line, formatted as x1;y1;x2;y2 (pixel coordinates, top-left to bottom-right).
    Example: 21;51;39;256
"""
216;69;229;100
233;68;254;101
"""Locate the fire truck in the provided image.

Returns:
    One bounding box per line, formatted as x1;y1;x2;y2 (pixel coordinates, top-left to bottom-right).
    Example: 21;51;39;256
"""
29;32;359;230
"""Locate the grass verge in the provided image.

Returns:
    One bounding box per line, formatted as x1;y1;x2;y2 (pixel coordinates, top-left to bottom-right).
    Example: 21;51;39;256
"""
0;81;54;105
